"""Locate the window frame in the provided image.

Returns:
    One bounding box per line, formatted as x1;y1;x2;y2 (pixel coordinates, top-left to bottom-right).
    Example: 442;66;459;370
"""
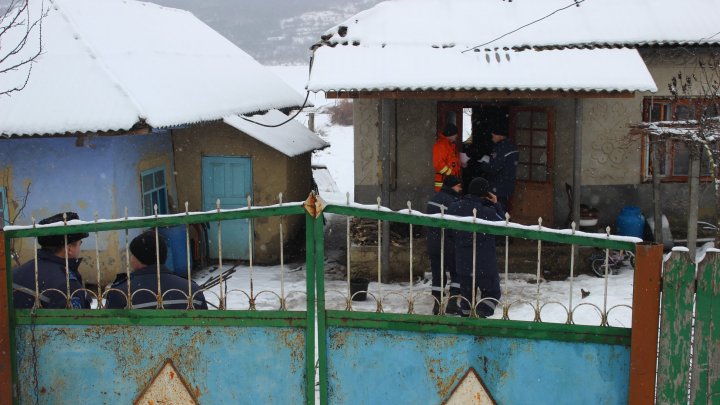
140;167;169;216
0;186;8;227
641;97;715;183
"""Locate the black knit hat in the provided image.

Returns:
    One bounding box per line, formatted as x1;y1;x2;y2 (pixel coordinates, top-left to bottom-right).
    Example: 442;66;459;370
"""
37;212;89;248
130;231;168;265
442;175;461;188
468;177;490;197
442;123;458;137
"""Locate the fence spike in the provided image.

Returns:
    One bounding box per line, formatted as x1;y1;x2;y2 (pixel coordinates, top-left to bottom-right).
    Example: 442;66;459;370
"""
376;196;381;210
538;217;542;230
505;211;510;225
185;201;189;214
571;222;576;233
279;192;283;206
346;192;350;205
216;199;221;211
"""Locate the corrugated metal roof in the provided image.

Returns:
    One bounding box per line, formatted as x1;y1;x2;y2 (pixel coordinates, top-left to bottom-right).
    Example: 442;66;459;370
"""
315;0;720;50
308;47;657;93
0;0;306;137
223;110;329;157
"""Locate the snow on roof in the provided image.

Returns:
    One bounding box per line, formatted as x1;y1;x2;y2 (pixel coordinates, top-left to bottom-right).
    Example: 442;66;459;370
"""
0;0;306;137
223;110;329;157
316;0;720;50
308;0;719;93
308;47;657;93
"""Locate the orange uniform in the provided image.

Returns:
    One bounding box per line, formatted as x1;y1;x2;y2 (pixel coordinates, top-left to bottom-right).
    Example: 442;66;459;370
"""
432;133;461;191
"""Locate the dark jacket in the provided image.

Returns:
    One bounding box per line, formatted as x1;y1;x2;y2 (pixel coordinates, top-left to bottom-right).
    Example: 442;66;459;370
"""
105;265;208;309
447;195;506;276
12;249;90;309
426;185;462;255
479;138;519;198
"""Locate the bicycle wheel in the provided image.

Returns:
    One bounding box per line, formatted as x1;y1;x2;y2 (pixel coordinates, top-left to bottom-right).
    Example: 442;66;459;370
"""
591;258;610;277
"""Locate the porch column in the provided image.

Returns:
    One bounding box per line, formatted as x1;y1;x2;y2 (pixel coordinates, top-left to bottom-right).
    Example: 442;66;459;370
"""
572;99;582;225
380;99;395;281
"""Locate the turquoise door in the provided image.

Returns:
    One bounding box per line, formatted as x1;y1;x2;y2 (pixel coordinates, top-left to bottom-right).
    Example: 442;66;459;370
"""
202;156;252;260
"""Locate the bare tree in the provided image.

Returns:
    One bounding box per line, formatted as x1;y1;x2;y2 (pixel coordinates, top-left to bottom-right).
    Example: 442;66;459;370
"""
632;54;720;254
0;0;45;97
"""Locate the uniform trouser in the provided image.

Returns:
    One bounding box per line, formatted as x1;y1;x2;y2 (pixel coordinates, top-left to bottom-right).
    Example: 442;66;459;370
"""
429;251;460;301
458;270;501;317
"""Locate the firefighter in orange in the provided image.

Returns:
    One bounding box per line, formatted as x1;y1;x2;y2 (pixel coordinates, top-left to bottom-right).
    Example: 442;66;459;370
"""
433;123;462;192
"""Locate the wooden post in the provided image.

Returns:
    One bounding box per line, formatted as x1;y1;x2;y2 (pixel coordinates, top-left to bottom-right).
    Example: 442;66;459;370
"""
656;248;695;404
628;243;663;404
690;250;720;404
0;230;13;403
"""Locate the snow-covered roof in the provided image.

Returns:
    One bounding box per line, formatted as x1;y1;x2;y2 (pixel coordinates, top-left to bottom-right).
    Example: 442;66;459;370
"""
315;0;720;50
0;0;306;137
223;110;329;157
308;0;720;94
308;47;657;93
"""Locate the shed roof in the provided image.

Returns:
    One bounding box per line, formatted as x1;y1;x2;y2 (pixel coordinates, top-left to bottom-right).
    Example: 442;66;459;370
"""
308;0;720;94
0;0;306;137
223;110;329;157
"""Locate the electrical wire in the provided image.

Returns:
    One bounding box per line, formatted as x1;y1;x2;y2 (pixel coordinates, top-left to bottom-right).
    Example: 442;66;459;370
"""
462;0;586;53
239;90;311;128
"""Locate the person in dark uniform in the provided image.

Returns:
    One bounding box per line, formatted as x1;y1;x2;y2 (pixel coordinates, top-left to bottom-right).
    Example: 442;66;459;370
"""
12;212;91;309
478;126;519;211
104;230;208;309
426;175;463;315
448;178;505;318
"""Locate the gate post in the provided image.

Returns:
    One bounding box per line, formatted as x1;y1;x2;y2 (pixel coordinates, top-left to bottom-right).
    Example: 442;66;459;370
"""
0;231;13;403
690;250;720;404
628;243;663;405
656;248;695;404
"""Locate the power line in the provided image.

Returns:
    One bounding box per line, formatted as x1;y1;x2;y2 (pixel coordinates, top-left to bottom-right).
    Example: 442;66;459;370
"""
239;90;311;128
462;0;586;53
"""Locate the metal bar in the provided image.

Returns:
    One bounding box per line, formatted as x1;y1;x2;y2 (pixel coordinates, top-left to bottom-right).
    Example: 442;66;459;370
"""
471;209;477;317
0;230;14;404
309;211;324;405
185;203;192;309
4;204;305;238
324;310;632;346
14;309;308;326
248;196;255;311
345;202;351;309
439;206;445;314
324;205;637;251
572;99;582;226
534;219;542;322
407;201;413;314
279;194;286;311
567;223;576;324
628;243;663;405
216;200;225;310
94;214;101;309
690;250;719;404
376;198;382;312
656;249;696;404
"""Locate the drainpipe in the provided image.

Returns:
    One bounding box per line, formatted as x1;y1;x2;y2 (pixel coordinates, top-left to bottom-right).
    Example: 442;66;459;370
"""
572;99;582;226
380;99;393;282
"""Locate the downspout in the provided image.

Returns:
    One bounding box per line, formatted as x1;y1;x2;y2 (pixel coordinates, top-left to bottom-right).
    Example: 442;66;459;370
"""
380;99;393;282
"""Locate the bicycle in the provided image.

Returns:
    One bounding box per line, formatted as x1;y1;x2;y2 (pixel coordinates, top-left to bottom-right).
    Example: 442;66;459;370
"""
588;249;635;277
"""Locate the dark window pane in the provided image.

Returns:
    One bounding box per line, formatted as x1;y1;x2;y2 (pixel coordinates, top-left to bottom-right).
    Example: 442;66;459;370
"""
675;104;695;120
143;194;152;216
142;173;154;192
532;112;548;129
516;129;531;146
532;131;547;147
515;111;531;128
531;164;547;181
518;147;531;164
672;142;689;176
154;170;165;187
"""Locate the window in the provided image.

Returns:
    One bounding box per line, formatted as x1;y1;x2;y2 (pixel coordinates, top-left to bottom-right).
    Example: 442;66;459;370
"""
514;109;550;182
0;187;8;227
642;98;717;181
141;167;168;215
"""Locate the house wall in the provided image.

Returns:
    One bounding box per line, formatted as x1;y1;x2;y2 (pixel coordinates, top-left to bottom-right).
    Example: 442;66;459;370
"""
171;122;311;264
0;133;175;285
576;48;717;235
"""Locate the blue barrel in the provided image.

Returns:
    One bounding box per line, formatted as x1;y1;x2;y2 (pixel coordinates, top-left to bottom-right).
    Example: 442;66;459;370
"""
158;225;189;275
615;206;645;238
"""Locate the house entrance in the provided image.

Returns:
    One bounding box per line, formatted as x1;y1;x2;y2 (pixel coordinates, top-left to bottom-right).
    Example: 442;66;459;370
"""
438;104;555;225
201;156;252;260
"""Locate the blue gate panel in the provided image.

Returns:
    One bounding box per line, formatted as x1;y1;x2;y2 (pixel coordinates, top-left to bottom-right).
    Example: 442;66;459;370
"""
16;325;306;404
326;327;630;405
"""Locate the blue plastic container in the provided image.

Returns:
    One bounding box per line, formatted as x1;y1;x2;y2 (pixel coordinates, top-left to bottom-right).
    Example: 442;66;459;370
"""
158;225;189;275
615;206;645;238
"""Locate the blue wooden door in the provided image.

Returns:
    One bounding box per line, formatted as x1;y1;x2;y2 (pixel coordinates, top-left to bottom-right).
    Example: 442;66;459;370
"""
202;156;252;260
